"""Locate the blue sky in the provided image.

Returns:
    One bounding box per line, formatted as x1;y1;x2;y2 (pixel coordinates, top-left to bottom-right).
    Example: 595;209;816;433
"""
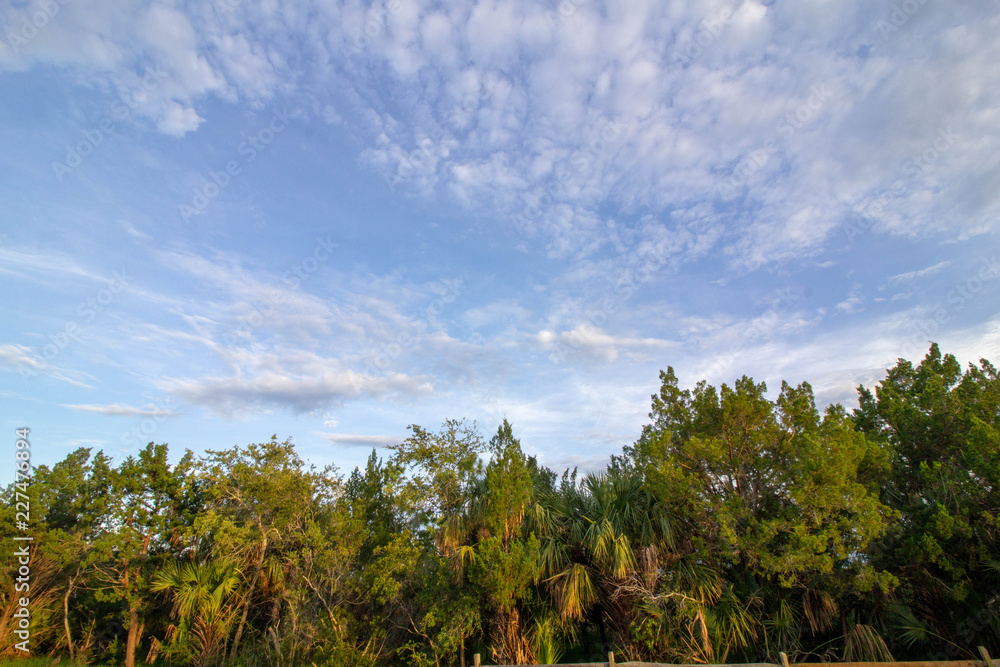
3;0;1000;480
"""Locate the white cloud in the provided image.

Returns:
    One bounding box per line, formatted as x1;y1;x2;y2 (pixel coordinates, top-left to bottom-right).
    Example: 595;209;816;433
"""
319;432;401;448
0;344;93;387
0;247;111;284
836;292;865;315
0;344;47;370
536;325;676;362
160;350;433;417
885;261;951;287
5;0;996;262
157;101;204;136
0;0;260;136
211;32;276;101
61;403;178;417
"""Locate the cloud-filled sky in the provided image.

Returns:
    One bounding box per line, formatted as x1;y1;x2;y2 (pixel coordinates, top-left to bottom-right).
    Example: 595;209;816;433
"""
3;0;1000;479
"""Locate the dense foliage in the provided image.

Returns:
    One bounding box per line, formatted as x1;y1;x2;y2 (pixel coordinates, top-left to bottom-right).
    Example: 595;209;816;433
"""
2;344;998;665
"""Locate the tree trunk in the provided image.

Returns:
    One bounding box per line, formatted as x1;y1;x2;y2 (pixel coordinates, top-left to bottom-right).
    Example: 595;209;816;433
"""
63;571;78;661
125;602;143;667
126;530;153;667
231;531;268;659
230;568;260;658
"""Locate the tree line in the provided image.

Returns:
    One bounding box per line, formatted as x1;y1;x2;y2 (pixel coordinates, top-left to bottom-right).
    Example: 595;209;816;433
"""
2;343;998;666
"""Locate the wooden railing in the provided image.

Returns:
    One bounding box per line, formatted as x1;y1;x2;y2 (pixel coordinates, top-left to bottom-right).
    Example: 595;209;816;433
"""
473;645;997;667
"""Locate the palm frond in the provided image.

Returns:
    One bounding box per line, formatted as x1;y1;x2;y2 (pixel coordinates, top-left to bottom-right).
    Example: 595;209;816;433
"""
673;557;723;605
885;603;930;648
538;537;568;580
532;612;565;665
547;563;597;621
802;588;838;635
708;584;761;662
844;623;894;662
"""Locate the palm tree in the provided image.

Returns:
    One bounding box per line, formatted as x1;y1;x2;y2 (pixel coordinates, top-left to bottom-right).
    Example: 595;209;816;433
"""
151;559;242;666
536;469;682;659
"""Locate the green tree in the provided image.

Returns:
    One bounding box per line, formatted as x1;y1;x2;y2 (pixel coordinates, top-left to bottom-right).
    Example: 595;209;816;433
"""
387;421;486;667
194;437;330;663
389;419;485;539
627;369;895;661
90;442;194;667
469;421;540;665
855;344;1000;658
342;449;420;665
32;448;113;661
